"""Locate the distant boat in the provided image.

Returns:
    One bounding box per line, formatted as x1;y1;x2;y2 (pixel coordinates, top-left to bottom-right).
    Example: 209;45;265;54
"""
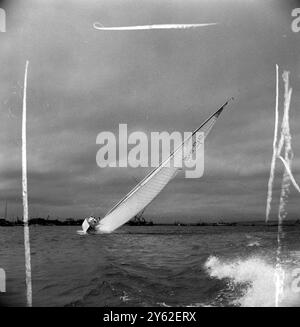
80;99;233;234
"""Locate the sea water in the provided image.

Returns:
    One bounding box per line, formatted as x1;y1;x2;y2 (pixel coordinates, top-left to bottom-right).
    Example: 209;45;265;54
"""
1;224;300;307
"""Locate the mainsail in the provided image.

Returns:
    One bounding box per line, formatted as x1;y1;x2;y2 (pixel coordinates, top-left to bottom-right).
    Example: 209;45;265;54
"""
96;99;232;233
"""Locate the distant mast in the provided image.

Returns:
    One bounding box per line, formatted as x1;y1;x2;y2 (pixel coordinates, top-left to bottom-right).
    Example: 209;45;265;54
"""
4;200;7;220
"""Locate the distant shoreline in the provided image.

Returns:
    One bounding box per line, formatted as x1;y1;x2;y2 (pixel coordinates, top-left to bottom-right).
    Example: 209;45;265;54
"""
1;218;300;227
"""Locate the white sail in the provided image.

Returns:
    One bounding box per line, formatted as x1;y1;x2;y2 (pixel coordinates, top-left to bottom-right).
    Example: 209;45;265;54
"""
95;99;232;233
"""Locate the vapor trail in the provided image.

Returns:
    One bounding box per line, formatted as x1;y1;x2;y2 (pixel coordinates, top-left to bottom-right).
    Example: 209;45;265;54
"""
93;22;218;31
22;60;32;307
266;65;279;222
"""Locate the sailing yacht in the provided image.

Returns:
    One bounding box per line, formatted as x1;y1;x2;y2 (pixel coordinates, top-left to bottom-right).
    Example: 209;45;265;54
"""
80;99;233;234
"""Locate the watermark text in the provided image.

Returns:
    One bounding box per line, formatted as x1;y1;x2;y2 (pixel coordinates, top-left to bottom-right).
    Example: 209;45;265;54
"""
96;124;205;178
291;8;300;33
0;8;6;32
0;268;6;293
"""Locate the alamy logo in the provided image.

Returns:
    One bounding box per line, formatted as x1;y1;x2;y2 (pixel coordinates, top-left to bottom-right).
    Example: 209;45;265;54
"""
0;8;6;32
0;268;5;292
96;124;205;178
291;8;300;33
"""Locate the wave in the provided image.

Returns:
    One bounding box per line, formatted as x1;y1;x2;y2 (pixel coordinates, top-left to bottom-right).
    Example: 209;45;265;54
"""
204;255;300;307
247;241;261;247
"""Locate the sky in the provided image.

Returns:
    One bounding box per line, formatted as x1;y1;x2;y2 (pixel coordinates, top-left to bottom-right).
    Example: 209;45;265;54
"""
0;0;299;222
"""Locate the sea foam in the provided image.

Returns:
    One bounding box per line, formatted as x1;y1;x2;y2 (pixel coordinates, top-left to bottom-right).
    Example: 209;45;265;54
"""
204;255;300;307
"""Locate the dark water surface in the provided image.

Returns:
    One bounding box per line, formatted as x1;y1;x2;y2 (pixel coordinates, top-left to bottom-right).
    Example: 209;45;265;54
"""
1;225;300;307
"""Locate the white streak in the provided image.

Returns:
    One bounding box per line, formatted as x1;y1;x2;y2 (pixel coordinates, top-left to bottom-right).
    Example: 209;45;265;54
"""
274;70;294;307
265;68;300;306
266;65;279;222
278;156;300;193
277;71;294;223
93;22;218;31
22;60;32;307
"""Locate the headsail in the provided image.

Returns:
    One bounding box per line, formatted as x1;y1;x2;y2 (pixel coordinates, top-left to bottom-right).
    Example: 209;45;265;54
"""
95;99;233;233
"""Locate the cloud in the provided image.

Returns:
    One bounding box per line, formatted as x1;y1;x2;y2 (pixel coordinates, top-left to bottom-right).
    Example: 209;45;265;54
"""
0;0;299;221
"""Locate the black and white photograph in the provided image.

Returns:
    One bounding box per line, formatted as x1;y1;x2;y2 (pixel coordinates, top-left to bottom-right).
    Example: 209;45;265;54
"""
1;0;300;312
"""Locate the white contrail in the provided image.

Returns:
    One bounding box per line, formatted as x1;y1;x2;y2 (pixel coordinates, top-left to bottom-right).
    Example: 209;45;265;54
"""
22;60;32;307
93;22;218;31
265;65;279;222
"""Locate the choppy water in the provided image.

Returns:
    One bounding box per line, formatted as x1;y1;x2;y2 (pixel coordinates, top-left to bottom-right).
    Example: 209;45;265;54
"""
1;225;300;307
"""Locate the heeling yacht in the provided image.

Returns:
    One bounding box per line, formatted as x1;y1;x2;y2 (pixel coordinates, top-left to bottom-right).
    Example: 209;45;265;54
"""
79;98;233;235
